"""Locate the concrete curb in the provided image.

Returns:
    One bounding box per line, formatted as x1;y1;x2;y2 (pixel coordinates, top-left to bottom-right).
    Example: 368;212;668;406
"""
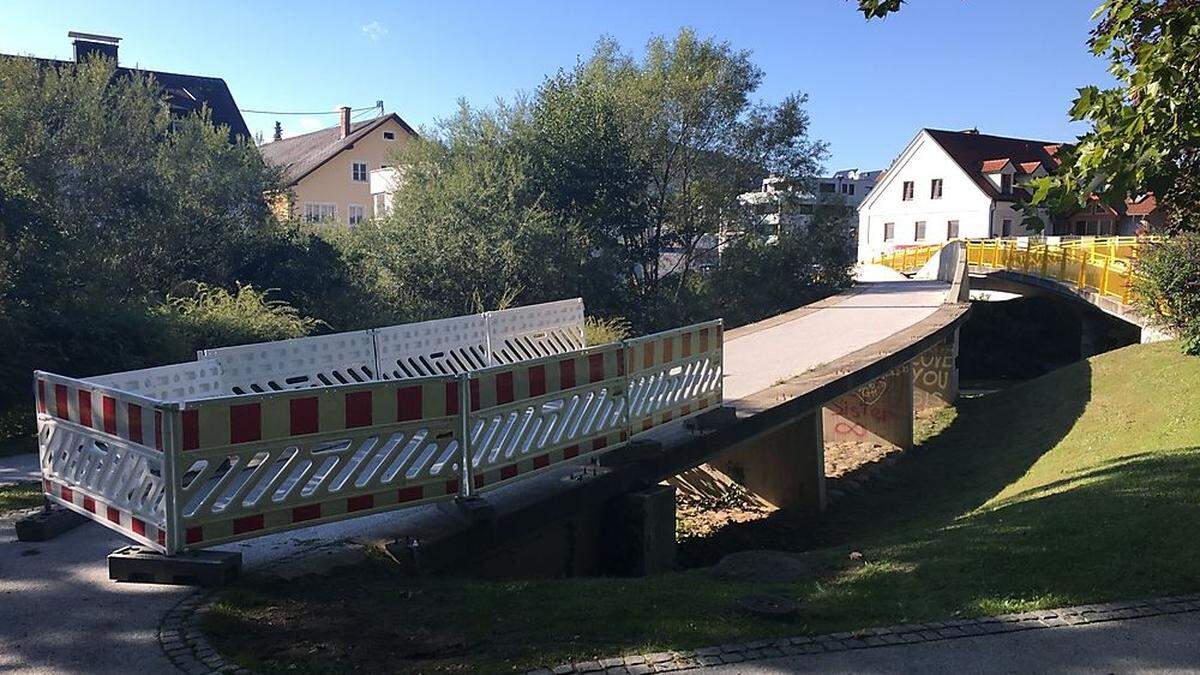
529;594;1200;674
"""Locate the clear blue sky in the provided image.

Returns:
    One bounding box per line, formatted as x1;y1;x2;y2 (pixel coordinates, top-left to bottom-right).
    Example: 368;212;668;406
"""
1;0;1112;171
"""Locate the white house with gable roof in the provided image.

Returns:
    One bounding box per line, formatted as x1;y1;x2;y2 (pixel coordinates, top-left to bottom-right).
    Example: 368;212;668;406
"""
856;128;1061;261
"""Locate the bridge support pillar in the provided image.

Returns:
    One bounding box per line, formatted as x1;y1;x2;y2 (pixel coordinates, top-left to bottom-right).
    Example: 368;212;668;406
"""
911;329;960;411
822;365;914;451
602;484;677;576
708;410;825;512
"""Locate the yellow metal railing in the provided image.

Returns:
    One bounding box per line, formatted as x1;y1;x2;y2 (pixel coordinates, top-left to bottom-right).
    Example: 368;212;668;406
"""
870;244;944;274
871;236;1154;306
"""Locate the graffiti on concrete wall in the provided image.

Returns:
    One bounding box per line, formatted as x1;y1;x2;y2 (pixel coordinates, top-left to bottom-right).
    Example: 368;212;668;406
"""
827;396;896;437
823;365;912;448
911;337;958;411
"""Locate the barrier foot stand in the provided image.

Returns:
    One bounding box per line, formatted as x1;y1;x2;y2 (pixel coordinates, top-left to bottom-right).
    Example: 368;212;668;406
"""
447;495;496;525
108;545;242;587
685;405;738;432
15;502;88;542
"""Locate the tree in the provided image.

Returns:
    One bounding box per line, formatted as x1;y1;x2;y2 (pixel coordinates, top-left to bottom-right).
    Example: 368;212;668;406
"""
0;55;325;427
369;29;830;331
857;0;1200;231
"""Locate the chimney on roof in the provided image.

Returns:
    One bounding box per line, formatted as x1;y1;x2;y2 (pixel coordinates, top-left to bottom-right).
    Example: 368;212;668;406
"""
69;31;120;64
962;127;979;134
339;106;351;139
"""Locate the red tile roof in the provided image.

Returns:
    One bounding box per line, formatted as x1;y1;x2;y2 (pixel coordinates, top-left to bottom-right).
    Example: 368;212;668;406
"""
980;158;1012;173
925;129;1067;202
1125;194;1158;216
1018;161;1044;174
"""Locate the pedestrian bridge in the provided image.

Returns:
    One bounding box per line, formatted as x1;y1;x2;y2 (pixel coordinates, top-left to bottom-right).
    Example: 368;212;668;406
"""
32;242;976;577
873;236;1165;341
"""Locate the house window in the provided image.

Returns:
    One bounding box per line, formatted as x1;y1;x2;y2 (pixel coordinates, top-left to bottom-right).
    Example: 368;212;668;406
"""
1002;219;1013;237
1001;173;1013;194
915;221;927;240
947;220;959;239
374;193;388;217
302;202;336;223
848;184;855;196
840;183;848;194
348;204;365;225
820;182;836;193
797;203;814;215
383;131;396;141
931;179;943;199
902;181;914;201
884;222;895;241
352;162;369;182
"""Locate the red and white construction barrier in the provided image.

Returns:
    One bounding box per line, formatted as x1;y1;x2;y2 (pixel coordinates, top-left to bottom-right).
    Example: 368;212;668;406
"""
33;299;723;555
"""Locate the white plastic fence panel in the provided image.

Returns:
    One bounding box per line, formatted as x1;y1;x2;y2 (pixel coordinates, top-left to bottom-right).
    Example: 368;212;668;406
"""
86;361;224;402
198;329;377;395
465;342;626;492
486;298;586;364
33;372;171;551
374;314;490;379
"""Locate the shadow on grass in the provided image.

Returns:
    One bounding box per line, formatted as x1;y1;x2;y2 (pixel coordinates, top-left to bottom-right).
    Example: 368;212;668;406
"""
820;448;1200;620
205;444;1200;674
679;356;1095;566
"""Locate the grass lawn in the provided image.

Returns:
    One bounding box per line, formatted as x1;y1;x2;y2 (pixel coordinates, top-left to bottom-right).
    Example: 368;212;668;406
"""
204;342;1200;673
0;434;36;458
0;482;43;516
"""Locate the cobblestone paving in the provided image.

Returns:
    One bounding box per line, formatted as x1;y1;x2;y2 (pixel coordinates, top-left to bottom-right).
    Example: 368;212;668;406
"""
526;594;1200;675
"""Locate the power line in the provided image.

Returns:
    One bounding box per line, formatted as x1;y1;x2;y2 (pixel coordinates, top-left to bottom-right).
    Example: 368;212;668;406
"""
239;105;379;116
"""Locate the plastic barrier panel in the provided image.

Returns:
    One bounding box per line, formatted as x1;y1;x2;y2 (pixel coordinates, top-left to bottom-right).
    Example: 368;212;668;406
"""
374;314;490;378
86;361;225;402
465;342;627;493
198;329;378;395
486;298;586;365
172;375;461;551
626;320;724;434
34;372;172;551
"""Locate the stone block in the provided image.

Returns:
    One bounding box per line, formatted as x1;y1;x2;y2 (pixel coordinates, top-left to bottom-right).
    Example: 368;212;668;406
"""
108;545;241;587
15;504;88;542
602;485;676;576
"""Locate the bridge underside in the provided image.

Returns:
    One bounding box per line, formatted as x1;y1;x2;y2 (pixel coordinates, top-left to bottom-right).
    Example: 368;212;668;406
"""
969;268;1170;345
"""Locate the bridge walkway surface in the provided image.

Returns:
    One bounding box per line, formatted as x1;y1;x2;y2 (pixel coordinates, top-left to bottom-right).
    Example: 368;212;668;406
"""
0;275;958;674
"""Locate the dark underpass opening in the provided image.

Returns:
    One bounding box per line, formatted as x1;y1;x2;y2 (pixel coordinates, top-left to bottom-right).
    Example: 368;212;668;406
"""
959;294;1141;384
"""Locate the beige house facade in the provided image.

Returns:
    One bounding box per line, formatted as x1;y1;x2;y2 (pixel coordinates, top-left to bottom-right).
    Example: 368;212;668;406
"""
260;109;417;225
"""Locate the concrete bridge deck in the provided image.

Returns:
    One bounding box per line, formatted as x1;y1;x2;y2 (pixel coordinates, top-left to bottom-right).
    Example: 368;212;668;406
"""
724;280;950;401
0;275;966;674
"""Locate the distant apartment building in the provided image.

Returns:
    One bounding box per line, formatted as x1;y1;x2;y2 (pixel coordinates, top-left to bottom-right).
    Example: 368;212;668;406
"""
738;169;882;232
260;109;417;225
662;169;885;273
